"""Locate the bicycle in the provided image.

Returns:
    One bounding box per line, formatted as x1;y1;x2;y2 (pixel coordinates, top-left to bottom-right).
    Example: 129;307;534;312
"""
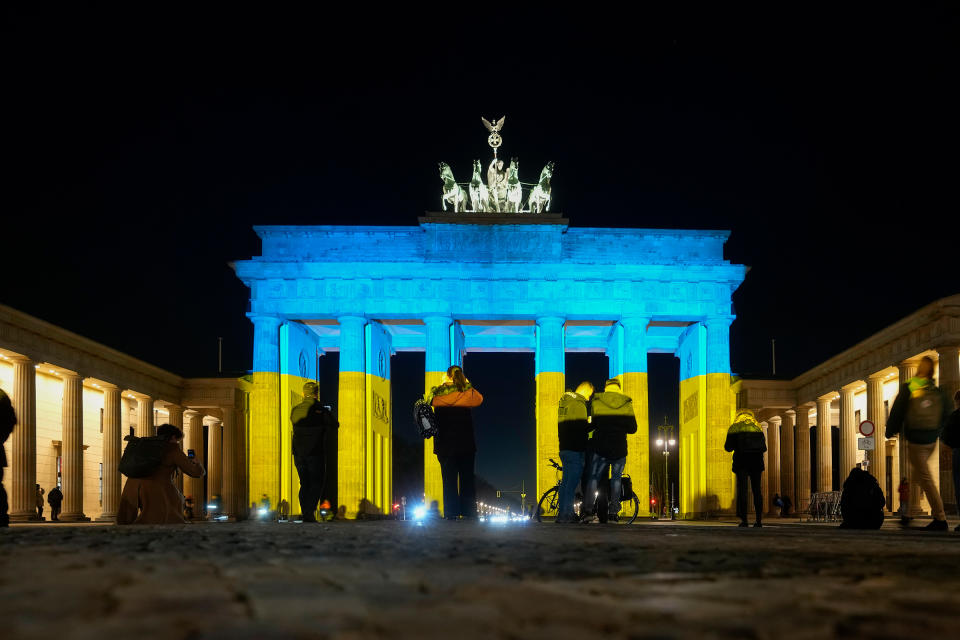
534;458;640;524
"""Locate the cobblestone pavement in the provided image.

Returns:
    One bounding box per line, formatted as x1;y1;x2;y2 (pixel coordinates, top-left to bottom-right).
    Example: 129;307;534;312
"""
3;517;960;639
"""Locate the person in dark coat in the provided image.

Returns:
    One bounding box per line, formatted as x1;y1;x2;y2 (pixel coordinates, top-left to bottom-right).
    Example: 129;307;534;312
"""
583;379;638;522
291;381;339;522
838;466;885;529
556;381;594;523
724;409;767;527
35;484;44;520
47;485;63;521
0;387;16;527
117;424;205;524
429;365;483;520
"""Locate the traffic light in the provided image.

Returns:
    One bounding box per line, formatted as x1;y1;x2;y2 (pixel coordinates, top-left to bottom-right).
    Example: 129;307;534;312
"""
650;498;656;505
496;490;501;498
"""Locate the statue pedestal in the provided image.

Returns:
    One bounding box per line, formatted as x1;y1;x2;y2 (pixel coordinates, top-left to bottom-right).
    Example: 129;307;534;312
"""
420;211;568;225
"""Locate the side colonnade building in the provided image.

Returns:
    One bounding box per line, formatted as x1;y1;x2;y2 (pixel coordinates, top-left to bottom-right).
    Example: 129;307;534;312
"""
231;213;748;519
737;295;960;516
0;305;250;522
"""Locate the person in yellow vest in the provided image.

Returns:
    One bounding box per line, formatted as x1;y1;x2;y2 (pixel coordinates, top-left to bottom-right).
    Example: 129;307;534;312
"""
724;409;767;528
556;381;594;523
583;379;638;523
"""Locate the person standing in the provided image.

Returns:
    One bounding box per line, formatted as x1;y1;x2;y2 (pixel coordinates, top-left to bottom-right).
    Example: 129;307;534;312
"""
897;478;911;524
938;389;960;531
0;387;16;528
429;365;483;520
291;381;338;523
35;484;45;520
724;409;767;528
583;378;638;523
885;356;953;531
556;381;594;523
47;485;63;521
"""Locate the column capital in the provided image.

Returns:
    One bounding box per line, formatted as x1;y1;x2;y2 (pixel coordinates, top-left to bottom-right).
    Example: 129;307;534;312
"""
934;345;960;356
840;381;861;393
535;316;566;328
422;315;452;327
5;354;34;365
619;316;650;328
704;315;735;328
337;315;367;327
246;313;284;328
817;392;837;403
867;371;889;381
767;415;782;426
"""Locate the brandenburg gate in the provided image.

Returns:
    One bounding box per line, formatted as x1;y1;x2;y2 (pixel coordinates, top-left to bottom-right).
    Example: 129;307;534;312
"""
233;214;746;518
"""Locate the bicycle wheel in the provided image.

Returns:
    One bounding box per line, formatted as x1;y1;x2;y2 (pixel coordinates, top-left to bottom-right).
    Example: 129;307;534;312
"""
535;488;560;522
624;492;639;524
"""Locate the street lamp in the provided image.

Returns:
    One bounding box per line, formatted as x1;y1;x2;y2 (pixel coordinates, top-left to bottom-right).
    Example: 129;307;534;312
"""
656;419;676;520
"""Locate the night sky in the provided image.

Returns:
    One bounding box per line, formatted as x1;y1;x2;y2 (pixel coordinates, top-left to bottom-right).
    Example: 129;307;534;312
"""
3;7;957;496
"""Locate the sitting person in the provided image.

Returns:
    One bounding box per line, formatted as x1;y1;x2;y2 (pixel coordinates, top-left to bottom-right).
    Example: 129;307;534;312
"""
118;424;205;524
838;466;885;530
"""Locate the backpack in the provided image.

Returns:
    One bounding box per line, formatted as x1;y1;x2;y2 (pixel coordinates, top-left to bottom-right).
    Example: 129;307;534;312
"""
906;387;944;431
839;468;885;529
119;435;168;478
413;398;439;439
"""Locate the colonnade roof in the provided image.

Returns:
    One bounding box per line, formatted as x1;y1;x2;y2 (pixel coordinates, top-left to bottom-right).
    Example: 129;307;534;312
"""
738;294;960;407
0;303;246;411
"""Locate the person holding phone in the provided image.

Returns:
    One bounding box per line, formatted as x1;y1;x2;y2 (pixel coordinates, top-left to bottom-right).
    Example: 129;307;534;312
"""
291;382;339;522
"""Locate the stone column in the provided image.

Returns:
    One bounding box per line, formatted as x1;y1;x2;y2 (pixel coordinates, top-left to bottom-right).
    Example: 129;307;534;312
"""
767;415;781;512
780;411;795;514
166;405;184;494
59;372;88;521
705;317;735;512
248;313;282;511
816;395;834;492
221;406;237;519
237;408;248;520
759;423;769;515
839;384;857;483
337;315;367;519
619;316;649;517
208;420;222;506
795;405;812;514
184;411;205;516
8;356;38;521
136;395;154;437
866;372;888;510
535;316;566;506
423;315;452;513
937;347;960;511
96;385;122;522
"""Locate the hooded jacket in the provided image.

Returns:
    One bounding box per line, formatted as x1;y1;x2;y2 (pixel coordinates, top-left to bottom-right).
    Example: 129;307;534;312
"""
724;412;766;473
291;397;339;458
589;391;638;459
558;391;591;452
430;383;484;457
885;378;952;444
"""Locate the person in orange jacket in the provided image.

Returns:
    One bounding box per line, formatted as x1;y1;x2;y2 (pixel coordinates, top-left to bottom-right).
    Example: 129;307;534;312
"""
429;365;484;520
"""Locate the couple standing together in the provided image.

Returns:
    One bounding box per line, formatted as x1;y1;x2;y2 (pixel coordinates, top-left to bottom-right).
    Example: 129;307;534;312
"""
556;379;639;523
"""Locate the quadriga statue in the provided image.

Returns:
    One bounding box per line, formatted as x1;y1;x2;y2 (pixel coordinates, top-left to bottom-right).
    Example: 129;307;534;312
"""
438;162;467;212
469;159;489;212
527;161;555;213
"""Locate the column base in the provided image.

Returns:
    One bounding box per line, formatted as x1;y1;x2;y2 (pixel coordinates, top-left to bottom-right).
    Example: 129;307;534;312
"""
95;514;117;523
8;512;41;522
58;514;91;522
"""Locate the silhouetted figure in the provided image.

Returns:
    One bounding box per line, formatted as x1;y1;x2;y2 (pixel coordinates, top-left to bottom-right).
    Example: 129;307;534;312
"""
886;356;952;531
897;478;910;524
429;365;483;520
556;381;594;523
584;379;638;523
291;382;338;523
839;467;885;529
772;493;783;516
941;390;960;531
781;495;792;517
0;387;16;527
117;424;205;524
183;496;194;520
35;484;44;520
725;409;766;528
47;486;63;521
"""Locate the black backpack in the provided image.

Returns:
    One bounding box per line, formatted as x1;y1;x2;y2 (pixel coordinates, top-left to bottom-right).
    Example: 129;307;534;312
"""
413;399;439;439
839;468;885;529
119;435;168;478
